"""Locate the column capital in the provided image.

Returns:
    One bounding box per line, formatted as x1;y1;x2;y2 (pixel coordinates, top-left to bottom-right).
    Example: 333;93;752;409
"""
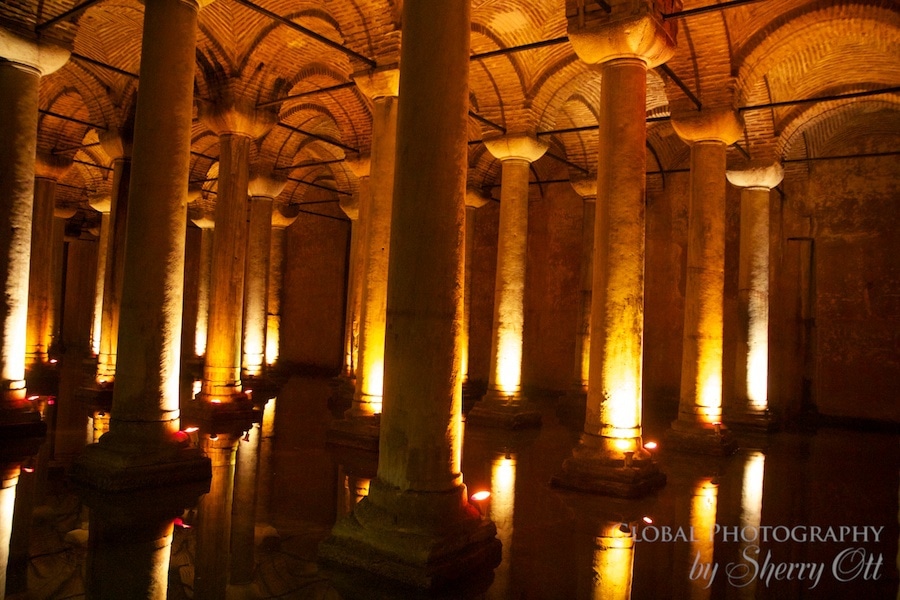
272;202;301;229
248;172;286;199
89;193;112;214
0;28;69;76
34;152;72;180
570;175;598;200
339;194;359;220
346;155;371;179
188;204;215;229
726;160;784;190
352;65;400;99
484;134;548;163
199;80;277;138
465;186;490;209
99;127;134;161
54;205;77;219
671;108;744;145
567;0;679;68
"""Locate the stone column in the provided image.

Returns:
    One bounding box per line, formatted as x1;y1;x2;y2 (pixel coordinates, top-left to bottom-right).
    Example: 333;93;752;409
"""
338;158;369;387
559;176;597;422
0;31;67;600
461;187;489;405
551;1;676;497
266;203;300;367
666;108;743;454
242;173;284;380
26;154;71;368
347;67;399;424
94;130;133;385
319;0;501;588
69;0;211;596
189;210;214;359
88;195;111;357
725;162;783;431
467;135;547;429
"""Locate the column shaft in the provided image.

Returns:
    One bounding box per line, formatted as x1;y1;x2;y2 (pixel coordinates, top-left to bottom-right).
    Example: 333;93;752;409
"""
352;96;398;416
677;141;728;425
194;435;238;600
229;421;260;586
0;62;40;408
26;178;58;365
106;0;199;442
195;226;213;357
735;186;770;411
266;226;286;366
242;196;273;377
588;58;649;454
575;198;596;389
96;158;130;382
90;208;110;356
486;158;530;399
203;133;251;401
461;204;477;381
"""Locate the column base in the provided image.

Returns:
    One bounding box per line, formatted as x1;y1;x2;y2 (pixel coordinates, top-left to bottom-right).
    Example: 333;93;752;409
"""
665;421;738;456
0;418;46;463
551;454;666;499
183;395;255;439
725;409;779;433
241;374;282;407
326;414;381;452
70;438;211;493
466;393;542;430
318;480;501;590
461;379;487;415
77;382;114;414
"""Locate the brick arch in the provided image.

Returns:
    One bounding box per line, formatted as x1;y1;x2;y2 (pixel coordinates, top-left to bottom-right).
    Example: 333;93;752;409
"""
735;1;900;106
777;96;900;160
469;25;529;131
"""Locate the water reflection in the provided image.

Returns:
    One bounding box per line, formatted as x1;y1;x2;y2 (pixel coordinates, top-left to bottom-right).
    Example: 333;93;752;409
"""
4;374;899;599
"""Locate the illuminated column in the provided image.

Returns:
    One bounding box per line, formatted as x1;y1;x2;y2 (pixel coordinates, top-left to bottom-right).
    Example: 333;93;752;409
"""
348;67;399;420
94;130;133;384
667;108;743;455
26;154;71;368
88;195;111;357
552;1;675;497
69;0;211;595
339;158;369;384
462;187;489;398
242;174;284;379
197;87;275;404
468;135;546;429
562;176;598;413
726;162;783;430
319;0;501;586
189;209;214;358
266;203;299;367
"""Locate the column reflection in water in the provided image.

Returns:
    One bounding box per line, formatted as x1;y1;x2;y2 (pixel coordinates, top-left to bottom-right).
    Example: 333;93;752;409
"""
490;452;516;593
689;477;719;599
734;450;765;598
256;397;276;526
593;521;635;600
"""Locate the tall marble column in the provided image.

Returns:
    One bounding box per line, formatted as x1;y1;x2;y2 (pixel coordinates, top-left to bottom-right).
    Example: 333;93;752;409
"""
265;203;300;367
26;154;71;369
558;176;598;423
93;130;133;386
552;0;676;497
319;0;501;588
242;173;284;380
188;208;214;360
88;195;111;357
666;108;743;454
336;158;369;391
467;135;547;429
347;67;399;423
726;161;783;430
69;0;211;596
461;187;489;406
0;30;68;600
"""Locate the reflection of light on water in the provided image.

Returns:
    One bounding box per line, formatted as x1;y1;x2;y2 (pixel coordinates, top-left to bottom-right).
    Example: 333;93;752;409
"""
491;454;516;594
593;521;635;600
736;451;765;599
0;467;19;592
689;478;719;599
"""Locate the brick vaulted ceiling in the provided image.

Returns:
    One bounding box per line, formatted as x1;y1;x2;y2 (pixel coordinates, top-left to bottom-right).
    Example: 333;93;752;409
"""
2;0;898;222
